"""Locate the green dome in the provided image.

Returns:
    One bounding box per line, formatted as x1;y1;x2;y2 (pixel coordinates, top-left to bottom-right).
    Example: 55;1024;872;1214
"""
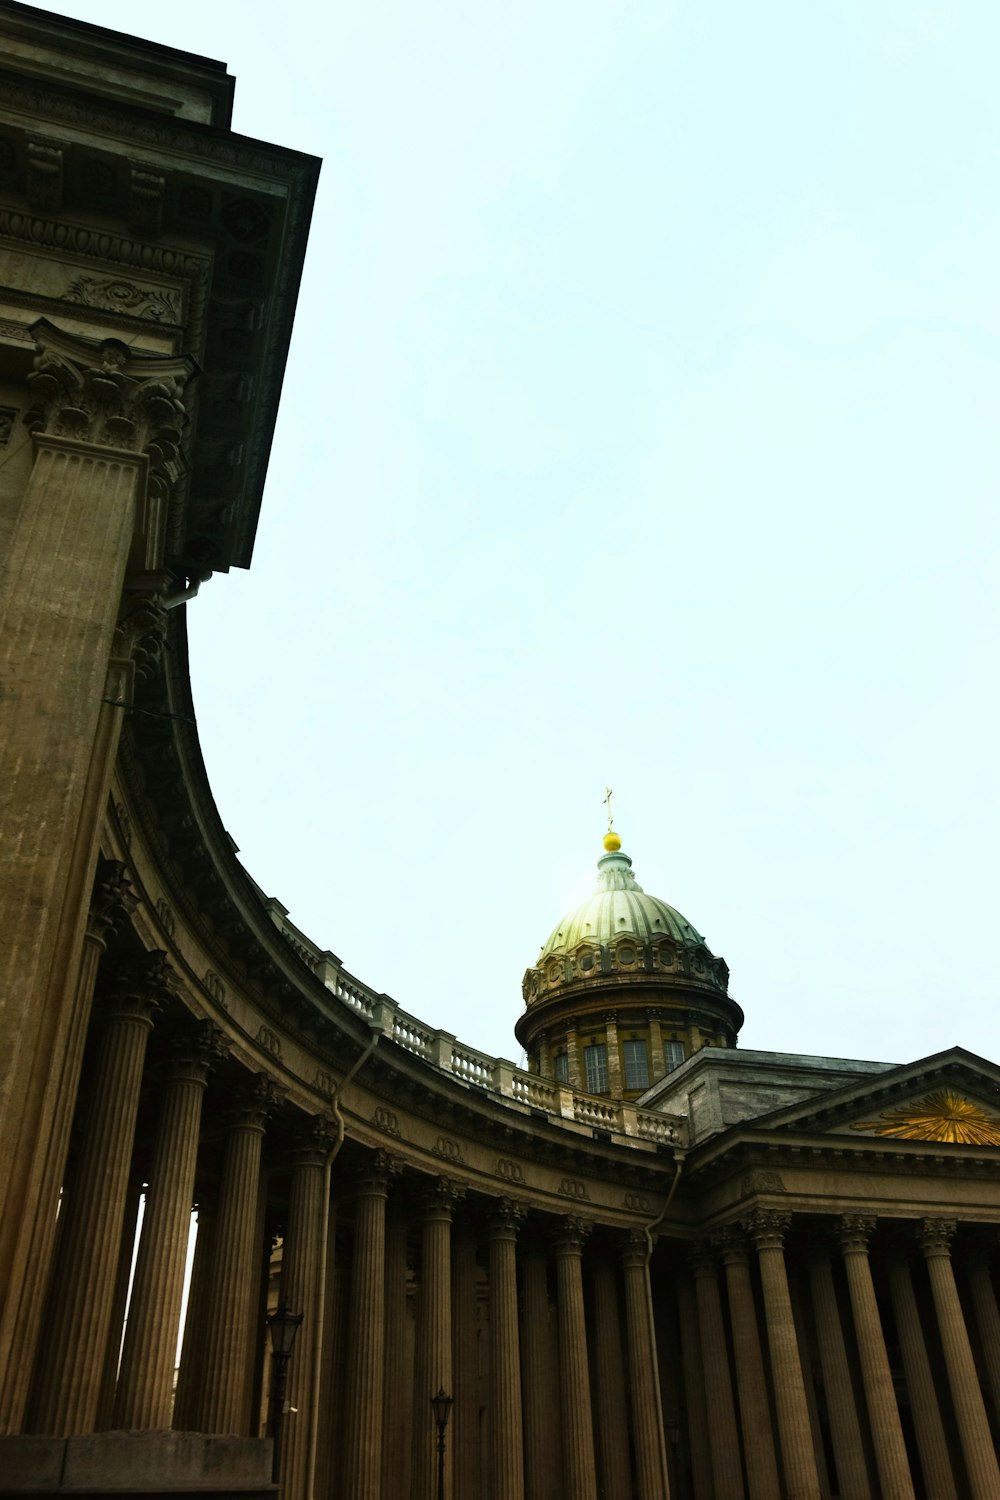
539;848;706;956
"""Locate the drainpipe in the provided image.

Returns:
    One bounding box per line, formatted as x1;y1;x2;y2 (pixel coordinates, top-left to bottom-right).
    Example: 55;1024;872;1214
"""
306;1021;381;1500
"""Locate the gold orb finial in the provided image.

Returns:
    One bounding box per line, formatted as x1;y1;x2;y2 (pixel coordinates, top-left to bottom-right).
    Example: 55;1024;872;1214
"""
603;829;622;852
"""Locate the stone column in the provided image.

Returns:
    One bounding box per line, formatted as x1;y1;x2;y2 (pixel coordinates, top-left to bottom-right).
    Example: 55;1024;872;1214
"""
196;1074;277;1437
808;1252;872;1500
115;1024;225;1430
28;954;169;1436
591;1254;631;1500
0;860;135;1432
452;1217;479;1500
342;1150;398;1500
746;1210;821;1500
0;330;191;1269
887;1252;956;1500
553;1216;598;1500
97;1168;144;1431
646;1011;666;1082
675;1265;714;1500
691;1241;745;1500
965;1244;1000;1427
412;1177;464;1500
383;1202;412;1500
173;1201;216;1431
279;1116;337;1500
488;1198;525;1500
521;1236;560;1500
565;1018;582;1091
837;1216;914;1500
919;1219;1000;1500
537;1031;552;1079
604;1013;623;1097
621;1230;670;1500
718;1228;781;1500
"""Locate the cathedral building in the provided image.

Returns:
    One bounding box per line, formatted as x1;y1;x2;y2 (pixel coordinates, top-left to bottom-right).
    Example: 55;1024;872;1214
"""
0;6;998;1500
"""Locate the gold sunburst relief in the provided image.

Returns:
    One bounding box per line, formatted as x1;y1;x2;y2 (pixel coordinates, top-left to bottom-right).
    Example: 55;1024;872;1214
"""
851;1089;1000;1146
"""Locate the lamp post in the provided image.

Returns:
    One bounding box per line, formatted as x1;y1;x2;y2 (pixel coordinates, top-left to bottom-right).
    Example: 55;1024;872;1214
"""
266;1301;303;1485
430;1387;454;1500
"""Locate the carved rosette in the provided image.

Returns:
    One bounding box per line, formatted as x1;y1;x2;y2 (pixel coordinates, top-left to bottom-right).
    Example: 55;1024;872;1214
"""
837;1214;876;1255
553;1215;591;1256
745;1208;791;1252
918;1217;957;1259
488;1197;526;1241
86;859;137;948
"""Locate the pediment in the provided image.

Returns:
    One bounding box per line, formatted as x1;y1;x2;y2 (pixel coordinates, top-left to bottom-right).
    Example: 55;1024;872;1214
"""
746;1047;1000;1146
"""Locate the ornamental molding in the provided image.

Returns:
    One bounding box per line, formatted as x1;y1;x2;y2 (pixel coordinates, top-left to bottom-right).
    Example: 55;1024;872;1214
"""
64;274;180;323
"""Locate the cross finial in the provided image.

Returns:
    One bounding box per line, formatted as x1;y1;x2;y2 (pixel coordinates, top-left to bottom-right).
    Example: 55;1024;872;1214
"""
603;786;614;832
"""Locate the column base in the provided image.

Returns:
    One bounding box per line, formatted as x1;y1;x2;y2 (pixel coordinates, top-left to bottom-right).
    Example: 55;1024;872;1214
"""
0;1432;274;1497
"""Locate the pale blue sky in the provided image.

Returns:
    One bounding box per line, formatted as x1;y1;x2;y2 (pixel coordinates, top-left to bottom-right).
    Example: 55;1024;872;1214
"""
60;1;999;1068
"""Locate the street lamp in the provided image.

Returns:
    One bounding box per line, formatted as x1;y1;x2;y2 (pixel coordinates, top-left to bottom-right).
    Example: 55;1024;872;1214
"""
266;1301;303;1485
430;1388;454;1500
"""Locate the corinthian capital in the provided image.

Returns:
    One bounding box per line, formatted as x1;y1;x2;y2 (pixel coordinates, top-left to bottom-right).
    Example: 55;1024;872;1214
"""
86;859;137;947
918;1218;956;1257
837;1215;876;1254
744;1208;791;1251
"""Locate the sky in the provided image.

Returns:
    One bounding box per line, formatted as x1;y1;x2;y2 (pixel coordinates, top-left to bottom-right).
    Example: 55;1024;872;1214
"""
57;1;999;1070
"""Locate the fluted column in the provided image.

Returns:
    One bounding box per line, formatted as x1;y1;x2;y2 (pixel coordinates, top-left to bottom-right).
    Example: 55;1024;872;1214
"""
28;955;169;1435
622;1230;670;1500
746;1211;821;1500
675;1264;714;1500
887;1251;956;1500
691;1240;745;1500
343;1151;398;1500
489;1199;525;1500
452;1217;479;1500
521;1236;561;1500
412;1177;464;1500
808;1252;872;1500
173;1201;216;1431
604;1013;623;1097
718;1228;781;1500
115;1025;225;1429
919;1219;1000;1500
591;1254;631;1500
837;1216;914;1500
279;1116;337;1500
553;1216;598;1500
0;861;136;1432
965;1243;1000;1427
383;1202;413;1500
97;1168;144;1431
196;1074;277;1436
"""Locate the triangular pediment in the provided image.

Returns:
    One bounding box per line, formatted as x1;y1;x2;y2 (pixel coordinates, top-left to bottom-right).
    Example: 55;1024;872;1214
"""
744;1047;1000;1146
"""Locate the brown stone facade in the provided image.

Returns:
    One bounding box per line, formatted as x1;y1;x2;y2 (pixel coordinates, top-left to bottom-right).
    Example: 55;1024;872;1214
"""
0;10;998;1500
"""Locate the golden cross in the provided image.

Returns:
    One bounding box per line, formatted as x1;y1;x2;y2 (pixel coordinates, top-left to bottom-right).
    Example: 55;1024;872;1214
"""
603;786;614;832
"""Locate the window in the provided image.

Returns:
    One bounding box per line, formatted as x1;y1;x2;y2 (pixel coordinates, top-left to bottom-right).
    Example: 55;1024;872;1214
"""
584;1043;608;1093
554;1052;569;1083
623;1039;649;1090
665;1040;685;1072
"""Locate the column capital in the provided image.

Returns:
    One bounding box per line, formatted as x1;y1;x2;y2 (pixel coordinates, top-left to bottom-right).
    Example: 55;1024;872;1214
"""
689;1238;719;1275
86;859;137;947
488;1196;526;1241
837;1214;876;1253
161;1019;229;1087
224;1070;285;1132
918;1217;957;1257
103;949;175;1024
553;1214;591;1255
355;1148;403;1198
418;1175;466;1221
713;1224;751;1265
745;1208;791;1250
621;1227;651;1269
288;1111;339;1167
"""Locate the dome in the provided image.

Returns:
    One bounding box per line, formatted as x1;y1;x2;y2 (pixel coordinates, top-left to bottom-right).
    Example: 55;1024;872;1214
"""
539;847;707;957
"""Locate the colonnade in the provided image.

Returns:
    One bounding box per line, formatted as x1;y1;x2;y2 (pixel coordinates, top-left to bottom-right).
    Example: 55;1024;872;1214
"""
671;1213;1000;1500
5;882;1000;1500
